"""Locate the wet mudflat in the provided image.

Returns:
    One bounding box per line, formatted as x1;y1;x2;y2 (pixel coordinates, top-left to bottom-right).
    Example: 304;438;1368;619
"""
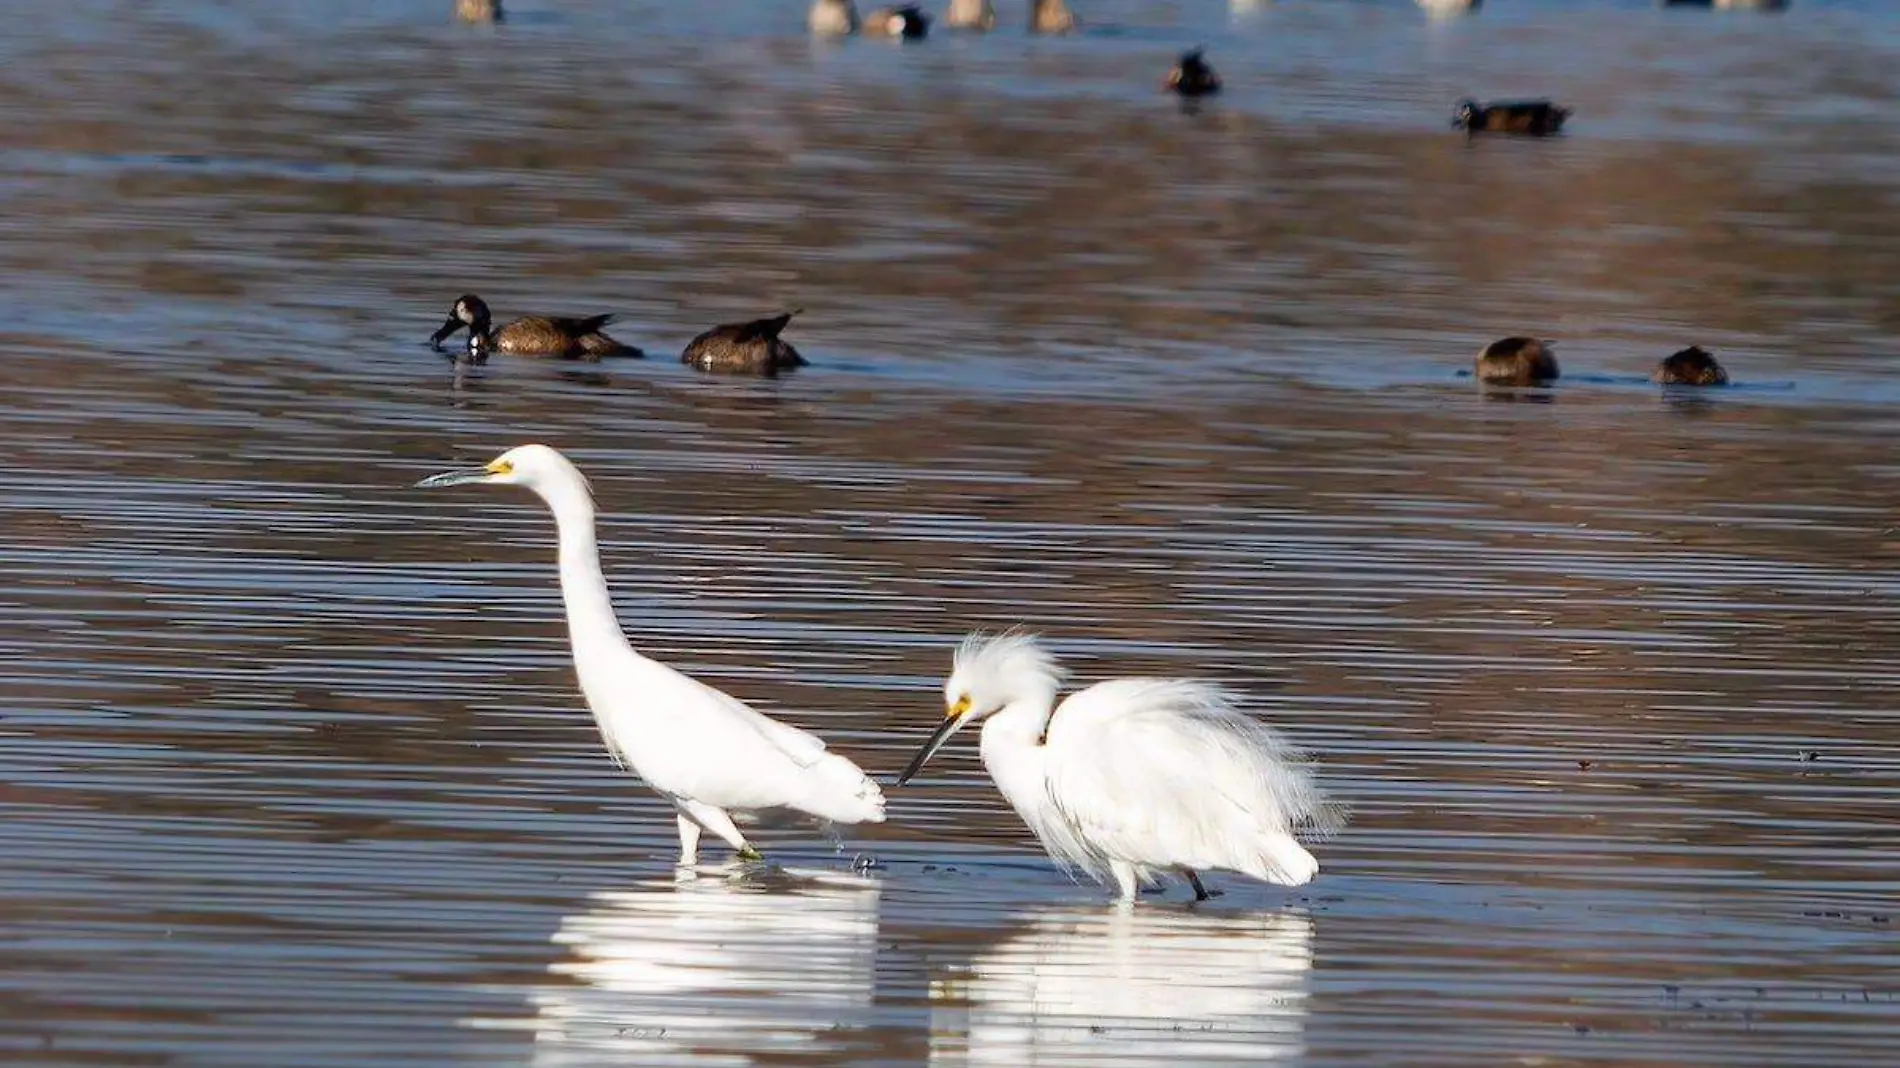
2;1;1898;1065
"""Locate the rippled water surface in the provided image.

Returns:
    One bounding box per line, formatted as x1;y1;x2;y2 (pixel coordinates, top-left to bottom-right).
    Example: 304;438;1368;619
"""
4;0;1900;1065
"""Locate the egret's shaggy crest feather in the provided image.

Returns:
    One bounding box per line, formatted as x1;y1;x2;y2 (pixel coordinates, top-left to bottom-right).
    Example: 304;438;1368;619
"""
927;630;1342;899
953;630;1067;709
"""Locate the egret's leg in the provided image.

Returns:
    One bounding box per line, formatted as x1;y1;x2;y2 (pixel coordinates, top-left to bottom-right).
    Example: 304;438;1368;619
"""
680;800;762;861
1110;859;1140;902
1182;868;1210;902
675;813;702;867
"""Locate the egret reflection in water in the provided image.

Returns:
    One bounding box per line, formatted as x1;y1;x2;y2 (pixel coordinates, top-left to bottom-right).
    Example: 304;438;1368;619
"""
927;906;1314;1066
520;869;882;1068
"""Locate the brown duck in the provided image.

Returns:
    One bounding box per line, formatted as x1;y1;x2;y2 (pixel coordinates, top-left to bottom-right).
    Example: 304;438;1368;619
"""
1165;48;1221;97
680;311;807;375
1453;99;1572;136
945;0;996;30
1475;337;1559;385
809;0;859;35
429;294;640;361
1031;0;1076;33
455;0;502;23
1653;345;1728;386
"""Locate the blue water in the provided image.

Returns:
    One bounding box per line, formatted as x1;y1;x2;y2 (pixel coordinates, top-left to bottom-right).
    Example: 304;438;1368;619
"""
2;1;1898;1066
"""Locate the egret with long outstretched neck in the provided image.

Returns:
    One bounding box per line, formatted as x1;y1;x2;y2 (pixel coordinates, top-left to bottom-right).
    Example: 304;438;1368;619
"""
898;632;1340;901
415;445;886;864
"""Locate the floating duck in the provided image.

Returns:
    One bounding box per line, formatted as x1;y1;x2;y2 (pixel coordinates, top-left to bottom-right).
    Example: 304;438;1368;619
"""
429;295;640;361
680;311;808;375
1474;337;1560;385
1454;99;1572;136
1653;345;1728;386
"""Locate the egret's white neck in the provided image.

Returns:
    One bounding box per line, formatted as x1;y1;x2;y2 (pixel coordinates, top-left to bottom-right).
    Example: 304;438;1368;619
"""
533;477;628;660
979;689;1061;829
982;693;1055;748
979;690;1058;767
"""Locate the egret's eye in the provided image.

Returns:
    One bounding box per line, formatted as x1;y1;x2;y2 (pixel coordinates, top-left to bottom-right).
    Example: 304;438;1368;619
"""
948;694;971;719
486;458;514;476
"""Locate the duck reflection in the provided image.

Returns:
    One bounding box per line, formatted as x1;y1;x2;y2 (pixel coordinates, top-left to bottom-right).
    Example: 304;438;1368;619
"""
929;906;1313;1065
527;868;882;1067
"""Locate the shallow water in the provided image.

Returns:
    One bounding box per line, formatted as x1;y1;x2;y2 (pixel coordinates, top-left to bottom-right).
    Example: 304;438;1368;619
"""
3;0;1900;1065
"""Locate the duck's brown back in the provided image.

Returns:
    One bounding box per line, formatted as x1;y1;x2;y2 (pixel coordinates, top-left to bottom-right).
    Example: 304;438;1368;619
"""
1653;346;1728;386
1475;337;1559;385
1478;103;1569;135
1031;0;1075;33
681;315;806;374
455;0;502;24
495;315;637;360
944;0;995;29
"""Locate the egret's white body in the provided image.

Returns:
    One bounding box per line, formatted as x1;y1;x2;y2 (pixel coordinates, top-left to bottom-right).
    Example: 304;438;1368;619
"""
900;633;1340;901
416;445;885;864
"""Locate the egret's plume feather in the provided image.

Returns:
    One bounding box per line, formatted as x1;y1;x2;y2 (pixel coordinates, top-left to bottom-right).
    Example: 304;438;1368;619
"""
953;629;1067;704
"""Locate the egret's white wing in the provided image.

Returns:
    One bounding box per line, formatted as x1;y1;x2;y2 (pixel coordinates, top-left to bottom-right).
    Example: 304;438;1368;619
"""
686;675;830;764
681;671;886;823
590;657;883;822
1043;680;1336;881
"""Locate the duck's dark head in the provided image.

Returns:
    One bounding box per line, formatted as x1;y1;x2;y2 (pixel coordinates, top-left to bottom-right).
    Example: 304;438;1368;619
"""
432;294;492;354
893;5;931;37
1452;100;1480;129
1166;48;1221;97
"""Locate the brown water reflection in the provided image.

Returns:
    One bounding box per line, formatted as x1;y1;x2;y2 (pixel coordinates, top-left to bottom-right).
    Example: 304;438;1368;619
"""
2;1;1899;1066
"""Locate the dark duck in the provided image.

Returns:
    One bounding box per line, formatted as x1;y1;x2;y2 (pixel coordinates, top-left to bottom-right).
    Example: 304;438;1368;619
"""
429;294;640;361
1453;99;1572;136
680;311;808;375
863;4;930;37
1165;48;1222;98
1653;345;1728;386
1474;337;1560;385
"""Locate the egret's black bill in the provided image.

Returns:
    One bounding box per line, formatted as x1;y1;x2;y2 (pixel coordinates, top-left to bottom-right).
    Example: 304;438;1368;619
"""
414;468;492;489
429;315;464;349
895;715;968;786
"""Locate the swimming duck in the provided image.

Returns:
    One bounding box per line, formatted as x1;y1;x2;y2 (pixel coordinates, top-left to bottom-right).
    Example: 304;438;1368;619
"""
455;0;503;23
1031;0;1076;33
429;295;641;361
1165;48;1222;97
945;0;996;30
1453;99;1572;136
1418;0;1480;14
1653;345;1728;386
863;4;931;37
680;311;808;375
1474;337;1559;385
810;0;861;35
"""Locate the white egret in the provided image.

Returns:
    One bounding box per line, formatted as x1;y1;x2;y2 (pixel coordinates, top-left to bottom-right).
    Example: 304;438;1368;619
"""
898;632;1340;902
415;444;886;864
